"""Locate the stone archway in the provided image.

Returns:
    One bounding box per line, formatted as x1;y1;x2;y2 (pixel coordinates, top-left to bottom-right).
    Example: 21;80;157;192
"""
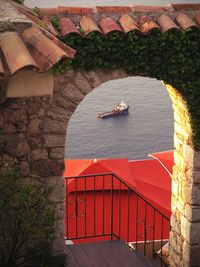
1;2;200;266
0;68;198;267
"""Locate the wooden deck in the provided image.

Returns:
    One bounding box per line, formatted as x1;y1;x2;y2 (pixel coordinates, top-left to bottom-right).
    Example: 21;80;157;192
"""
66;240;158;267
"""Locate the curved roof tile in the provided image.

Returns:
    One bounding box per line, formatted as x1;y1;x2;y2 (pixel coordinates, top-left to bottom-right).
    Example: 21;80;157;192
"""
195;13;200;26
99;17;123;35
0;32;38;76
157;14;179;32
59;17;80;37
119;14;140;33
80;16;102;36
0;2;76;79
175;13;197;30
22;26;68;65
139;15;160;33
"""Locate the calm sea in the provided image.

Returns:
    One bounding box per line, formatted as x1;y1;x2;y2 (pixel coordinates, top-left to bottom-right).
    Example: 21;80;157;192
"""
24;0;199;160
66;77;174;160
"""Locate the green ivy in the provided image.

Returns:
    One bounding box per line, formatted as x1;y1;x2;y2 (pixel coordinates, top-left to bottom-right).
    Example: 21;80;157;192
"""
53;16;200;149
0;170;66;267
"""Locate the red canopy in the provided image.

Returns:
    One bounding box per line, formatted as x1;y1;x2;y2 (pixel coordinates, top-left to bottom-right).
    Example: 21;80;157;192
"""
148;150;174;177
129;159;171;217
65;158;137;189
64;153;173;242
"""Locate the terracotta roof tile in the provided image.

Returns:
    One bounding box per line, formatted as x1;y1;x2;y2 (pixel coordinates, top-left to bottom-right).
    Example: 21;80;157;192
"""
22;26;69;64
59;17;80;37
27;46;52;71
175;13;197;30
39;27;76;58
58;6;93;15
96;6;131;13
42;15;58;36
171;4;200;11
0;32;38;75
0;59;5;77
39;8;57;16
39;4;200;36
80;16;101;35
195;12;200;26
132;5;166;13
119;14;139;33
99;17;122;35
0;2;75;79
139;15;160;33
157;14;179;32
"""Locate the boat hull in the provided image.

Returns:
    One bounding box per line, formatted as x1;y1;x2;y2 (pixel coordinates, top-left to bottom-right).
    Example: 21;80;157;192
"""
97;106;129;119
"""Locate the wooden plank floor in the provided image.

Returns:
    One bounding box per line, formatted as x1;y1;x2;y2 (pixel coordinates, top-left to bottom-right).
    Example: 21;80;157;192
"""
66;240;156;267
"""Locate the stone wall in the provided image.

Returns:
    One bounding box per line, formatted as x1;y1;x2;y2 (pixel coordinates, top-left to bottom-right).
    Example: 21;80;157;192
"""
166;84;200;267
1;68;199;265
0;68;128;254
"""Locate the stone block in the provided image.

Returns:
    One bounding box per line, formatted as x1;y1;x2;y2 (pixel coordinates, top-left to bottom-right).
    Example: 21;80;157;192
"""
181;216;200;244
46;176;65;203
43;118;67;134
47;106;71;122
44;134;65;148
73;71;93;94
31;160;64;177
189;244;200;265
52;237;66;255
20;160;30;176
61;82;84;105
193;151;200;169
27;119;42;136
54;219;64;238
5;136;30;157
83;70;103;88
31;149;48;161
185;204;200;223
192;168;200;184
49;147;64;159
55;202;65;220
55;95;77;112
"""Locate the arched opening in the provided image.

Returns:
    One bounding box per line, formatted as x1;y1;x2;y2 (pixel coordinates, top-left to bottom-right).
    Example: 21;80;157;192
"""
66;76;174;160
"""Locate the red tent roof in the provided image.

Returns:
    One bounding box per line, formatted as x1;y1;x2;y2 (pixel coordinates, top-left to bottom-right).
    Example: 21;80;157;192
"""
148;150;174;177
65;158;137;189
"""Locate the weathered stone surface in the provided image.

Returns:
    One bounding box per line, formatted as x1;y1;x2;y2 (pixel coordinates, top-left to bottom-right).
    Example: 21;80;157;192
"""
185;204;200;223
55;95;77;112
83;70;103;88
43;118;67;134
27;119;42;135
54;219;64;238
189;244;200;265
46;176;65;203
193;151;200;169
52;237;65;254
31;149;48;161
43;134;65;148
20;160;30;176
61;82;85;105
182;183;200;205
4;136;30;157
55;202;65;220
49;147;64;159
9;109;28;131
31;160;64;177
47;106;72;122
73;71;93;94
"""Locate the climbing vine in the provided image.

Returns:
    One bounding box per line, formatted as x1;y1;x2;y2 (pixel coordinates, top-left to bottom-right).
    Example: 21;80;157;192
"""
51;17;200;148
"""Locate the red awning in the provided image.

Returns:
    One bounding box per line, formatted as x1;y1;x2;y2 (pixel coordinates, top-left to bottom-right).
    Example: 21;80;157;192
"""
148;150;174;177
65;158;137;189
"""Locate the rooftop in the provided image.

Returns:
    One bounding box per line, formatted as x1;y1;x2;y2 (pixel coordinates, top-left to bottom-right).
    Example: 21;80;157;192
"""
38;3;200;36
0;0;75;79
